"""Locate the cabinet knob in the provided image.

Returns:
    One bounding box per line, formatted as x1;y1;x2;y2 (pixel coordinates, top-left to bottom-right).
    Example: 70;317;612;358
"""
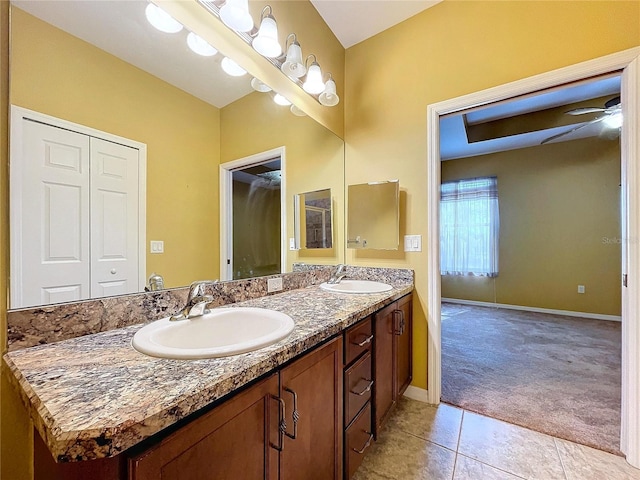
110;269;117;275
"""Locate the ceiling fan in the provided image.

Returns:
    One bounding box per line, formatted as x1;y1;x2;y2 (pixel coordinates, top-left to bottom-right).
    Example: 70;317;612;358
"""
541;96;622;145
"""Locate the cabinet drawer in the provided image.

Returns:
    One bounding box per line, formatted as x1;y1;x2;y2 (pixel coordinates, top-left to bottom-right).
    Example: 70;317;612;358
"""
345;402;373;480
344;316;373;365
344;352;372;426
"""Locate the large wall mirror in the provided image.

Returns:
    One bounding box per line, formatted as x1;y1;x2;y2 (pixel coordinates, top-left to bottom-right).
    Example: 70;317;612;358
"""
8;0;345;309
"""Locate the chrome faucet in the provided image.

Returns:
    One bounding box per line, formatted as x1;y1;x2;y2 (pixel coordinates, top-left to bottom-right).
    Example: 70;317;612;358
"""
327;264;348;284
170;280;216;321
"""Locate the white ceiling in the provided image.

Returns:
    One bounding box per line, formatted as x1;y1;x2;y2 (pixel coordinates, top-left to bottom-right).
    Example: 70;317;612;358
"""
310;0;442;48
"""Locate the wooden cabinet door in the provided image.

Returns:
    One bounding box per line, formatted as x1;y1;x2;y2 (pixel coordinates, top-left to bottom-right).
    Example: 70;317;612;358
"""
395;294;413;397
374;302;396;435
129;373;279;480
280;337;343;480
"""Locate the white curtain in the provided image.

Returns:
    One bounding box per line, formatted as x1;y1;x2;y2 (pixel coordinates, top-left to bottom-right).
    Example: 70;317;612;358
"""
440;176;499;277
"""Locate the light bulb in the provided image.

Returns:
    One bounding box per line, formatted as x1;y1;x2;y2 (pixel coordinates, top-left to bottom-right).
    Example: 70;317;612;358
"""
303;62;324;94
251;78;272;93
187;32;217;57
252;12;281;58
221;57;247;77
219;0;254;33
319;77;339;107
274;94;291;106
281;39;306;78
145;4;183;34
290;105;306;116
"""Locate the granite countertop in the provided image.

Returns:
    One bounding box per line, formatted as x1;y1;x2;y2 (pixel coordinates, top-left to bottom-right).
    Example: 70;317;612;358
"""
3;282;413;463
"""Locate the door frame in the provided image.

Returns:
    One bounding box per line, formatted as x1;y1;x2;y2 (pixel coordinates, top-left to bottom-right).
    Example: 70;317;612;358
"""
426;47;640;466
219;147;286;281
9;105;147;307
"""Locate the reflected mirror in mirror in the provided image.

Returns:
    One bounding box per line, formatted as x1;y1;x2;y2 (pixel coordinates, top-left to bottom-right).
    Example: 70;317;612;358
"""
294;189;333;249
347;181;400;250
8;1;345;308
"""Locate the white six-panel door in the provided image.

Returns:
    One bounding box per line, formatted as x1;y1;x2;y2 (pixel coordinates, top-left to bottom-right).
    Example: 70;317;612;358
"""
11;110;143;308
20;120;91;307
90;138;139;298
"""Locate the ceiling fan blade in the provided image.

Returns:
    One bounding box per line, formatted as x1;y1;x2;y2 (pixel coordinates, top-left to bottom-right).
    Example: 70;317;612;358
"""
541;116;605;145
566;107;606;115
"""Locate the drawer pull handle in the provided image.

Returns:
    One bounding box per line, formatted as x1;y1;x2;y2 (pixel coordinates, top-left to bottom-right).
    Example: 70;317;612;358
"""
283;387;299;440
352;432;374;454
269;394;286;452
353;334;374;347
350;379;374;396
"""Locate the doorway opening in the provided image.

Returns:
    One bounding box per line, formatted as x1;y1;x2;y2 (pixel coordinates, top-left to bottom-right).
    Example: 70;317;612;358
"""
219;147;286;281
425;48;640;467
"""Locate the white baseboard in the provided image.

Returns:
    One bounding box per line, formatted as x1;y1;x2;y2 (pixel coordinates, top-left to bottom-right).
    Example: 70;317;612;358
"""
403;385;430;403
441;297;622;322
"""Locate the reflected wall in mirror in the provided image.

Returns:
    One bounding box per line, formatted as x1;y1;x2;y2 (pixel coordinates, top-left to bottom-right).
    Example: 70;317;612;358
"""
294;189;333;249
347;181;400;250
8;1;345;308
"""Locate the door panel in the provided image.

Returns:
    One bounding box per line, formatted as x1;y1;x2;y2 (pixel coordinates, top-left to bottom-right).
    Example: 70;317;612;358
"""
18;120;91;308
90;137;140;298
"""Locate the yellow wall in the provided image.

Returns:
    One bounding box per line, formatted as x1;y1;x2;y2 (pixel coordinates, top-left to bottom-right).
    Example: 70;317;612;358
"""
10;7;221;289
441;138;621;316
221;91;345;269
344;0;640;389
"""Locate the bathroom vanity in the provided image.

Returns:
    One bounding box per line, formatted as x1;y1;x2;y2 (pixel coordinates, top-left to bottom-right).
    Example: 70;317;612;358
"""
4;268;413;480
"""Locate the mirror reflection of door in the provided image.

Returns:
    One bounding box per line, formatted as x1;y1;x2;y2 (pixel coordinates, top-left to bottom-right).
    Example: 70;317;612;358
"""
231;159;282;279
305;194;332;249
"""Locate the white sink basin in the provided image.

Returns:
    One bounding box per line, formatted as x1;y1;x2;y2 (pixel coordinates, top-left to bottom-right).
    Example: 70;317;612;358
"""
320;280;393;294
132;307;295;359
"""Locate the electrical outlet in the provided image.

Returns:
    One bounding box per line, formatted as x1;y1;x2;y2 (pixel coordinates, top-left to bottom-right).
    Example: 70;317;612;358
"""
150;240;164;253
268;277;283;293
578;285;585;294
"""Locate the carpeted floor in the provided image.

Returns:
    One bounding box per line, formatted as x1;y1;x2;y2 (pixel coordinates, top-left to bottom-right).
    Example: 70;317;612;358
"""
441;302;622;455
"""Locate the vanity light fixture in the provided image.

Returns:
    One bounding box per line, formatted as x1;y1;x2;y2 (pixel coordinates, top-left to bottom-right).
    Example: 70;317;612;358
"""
252;6;282;58
221;56;247;76
302;55;324;94
319;73;339;107
281;34;306;78
274;93;291;106
219;0;254;33
187;32;218;57
251;77;272;92
145;3;183;34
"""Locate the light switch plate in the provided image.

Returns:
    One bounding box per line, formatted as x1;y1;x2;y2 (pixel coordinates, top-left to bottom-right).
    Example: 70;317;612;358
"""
268;277;283;293
150;240;164;254
404;235;422;252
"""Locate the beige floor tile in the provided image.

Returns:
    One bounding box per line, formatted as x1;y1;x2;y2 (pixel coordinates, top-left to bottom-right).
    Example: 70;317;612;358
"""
453;454;524;480
458;411;566;479
555;438;640;480
387;397;463;450
352;427;456;480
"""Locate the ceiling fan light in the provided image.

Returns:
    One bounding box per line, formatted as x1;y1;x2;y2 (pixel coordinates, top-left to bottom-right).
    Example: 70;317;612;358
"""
303;62;324;94
252;12;282;58
145;4;183;34
221;57;246;77
220;0;254;33
603;111;623;129
319;77;339;107
274;94;291;106
187;32;217;57
281;36;306;78
251;77;272;93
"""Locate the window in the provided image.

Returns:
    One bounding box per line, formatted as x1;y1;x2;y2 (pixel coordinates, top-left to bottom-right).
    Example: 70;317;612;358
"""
440;176;499;277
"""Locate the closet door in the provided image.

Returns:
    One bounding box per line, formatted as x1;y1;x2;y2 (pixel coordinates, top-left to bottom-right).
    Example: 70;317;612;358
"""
17;120;91;308
90;138;140;298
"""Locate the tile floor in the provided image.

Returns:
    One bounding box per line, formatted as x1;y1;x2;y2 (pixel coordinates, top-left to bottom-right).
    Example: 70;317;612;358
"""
352;397;640;480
